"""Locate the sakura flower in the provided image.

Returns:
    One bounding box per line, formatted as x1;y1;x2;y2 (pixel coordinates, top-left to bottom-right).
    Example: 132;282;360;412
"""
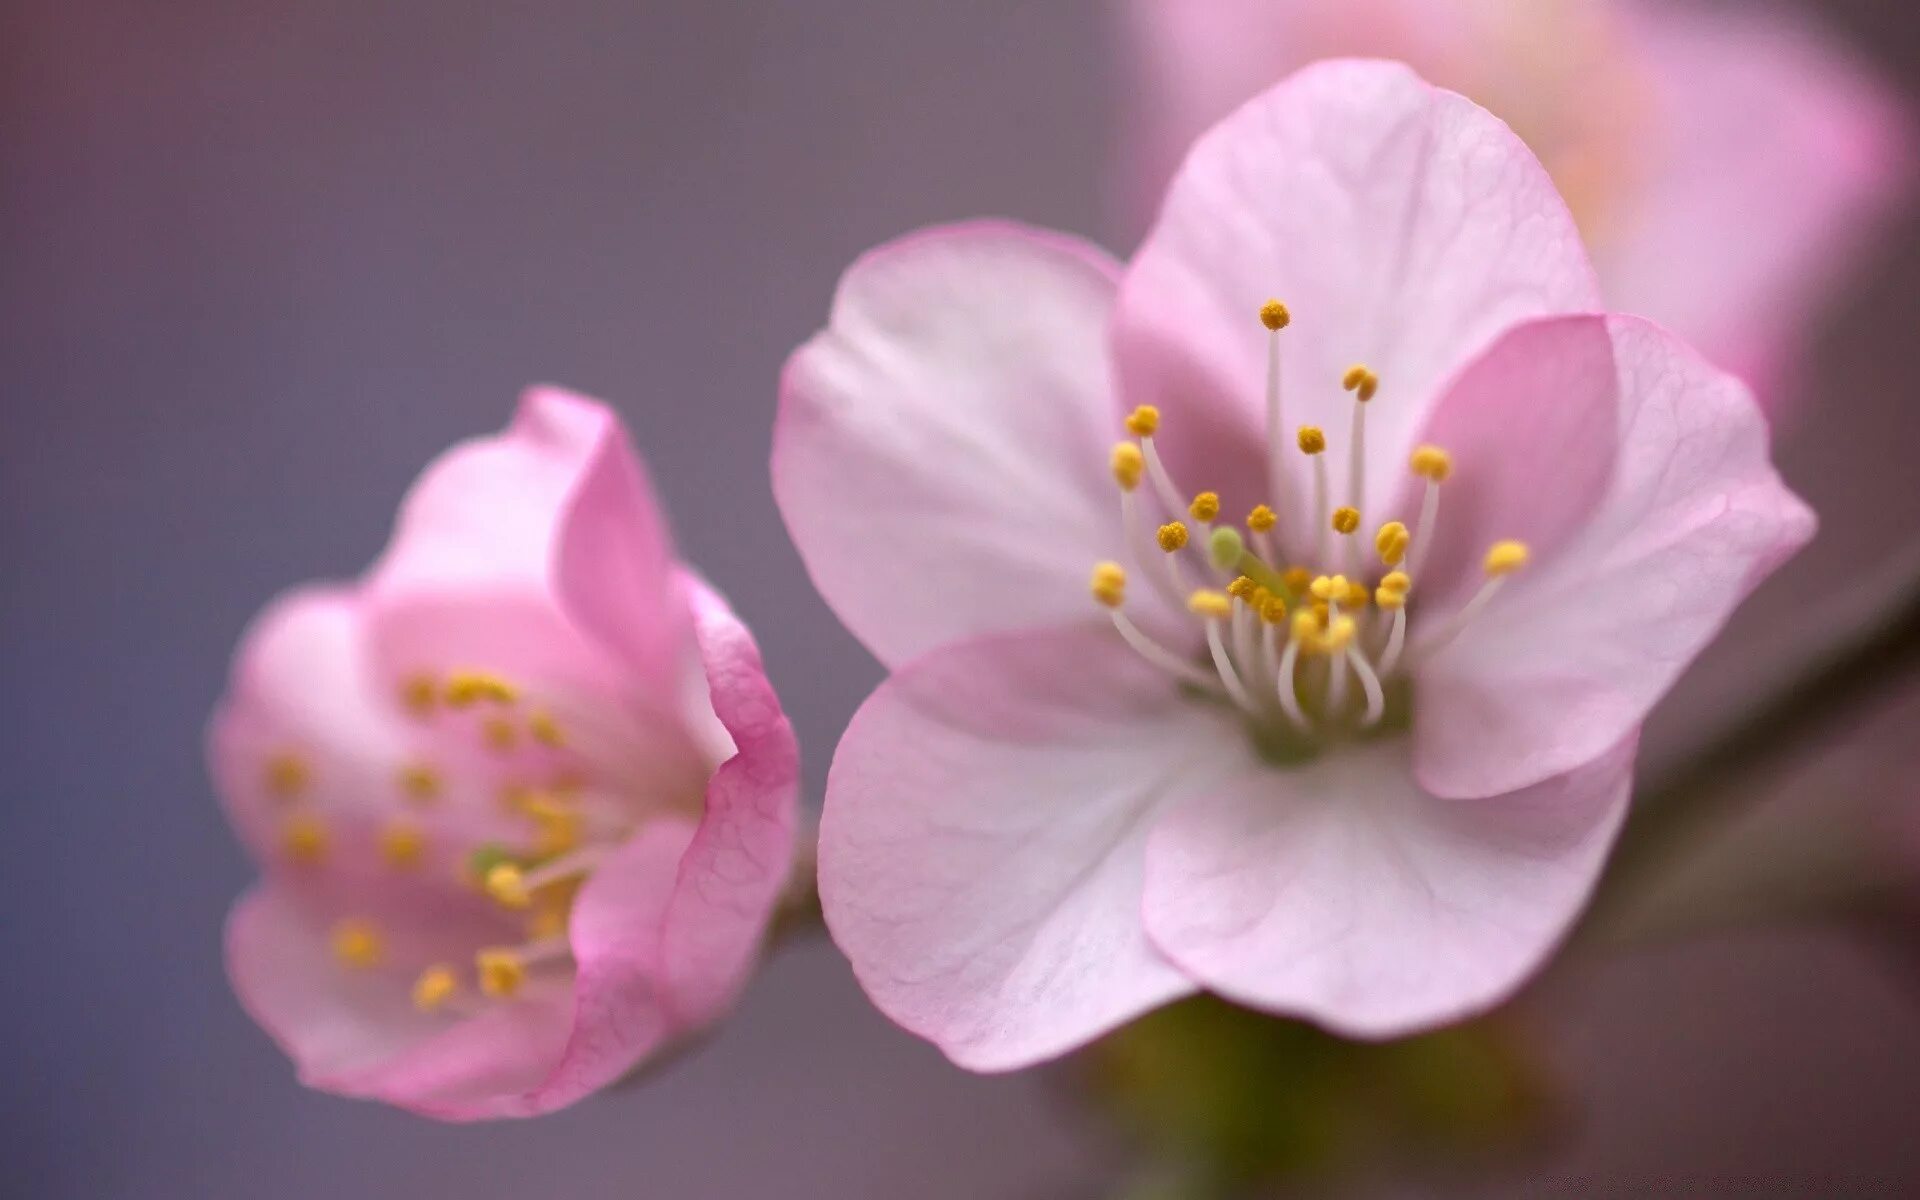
212;387;799;1119
1119;0;1910;408
776;61;1814;1070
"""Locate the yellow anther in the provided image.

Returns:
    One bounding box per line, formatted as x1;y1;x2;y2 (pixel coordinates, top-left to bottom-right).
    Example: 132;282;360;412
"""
527;900;572;941
1246;504;1277;533
1375;585;1408;610
1308;575;1347;601
263;751;310;800
531;809;581;858
1290;610;1321;644
1187;590;1232;620
1410;445;1453;482
1344;579;1371;608
1157;522;1190;552
330;919;384;970
527;710;566;748
1124;405;1160;437
1259;298;1291;330
445;671;517;709
379;820;426;870
1226;575;1255;600
1090;561;1127;609
1379;571;1412;595
399;673;438;718
486;863;533;910
1282;566;1313;595
1297;426;1327;455
281;814;329;865
1375;521;1410;566
476;948;526;998
396;761;442;805
481;715;519;753
1260;595;1289;624
1331;506;1360;535
1342;364;1379;402
1484;540;1531;577
1323;615;1358;653
1248;585;1273;609
412;964;460;1013
1111;442;1144;491
1189;492;1220;522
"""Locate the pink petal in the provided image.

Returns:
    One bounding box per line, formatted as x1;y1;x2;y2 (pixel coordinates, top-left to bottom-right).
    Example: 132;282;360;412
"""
1391;315;1620;614
1416;316;1816;799
372;386;670;604
819;626;1226;1070
1600;0;1912;402
208;586;408;857
774;221;1131;668
1143;735;1636;1038
657;573;802;1025
224;882;573;1118
1114;58;1601;522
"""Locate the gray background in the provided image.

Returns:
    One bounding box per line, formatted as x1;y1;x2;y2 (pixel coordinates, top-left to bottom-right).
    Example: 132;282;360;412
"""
4;1;1919;1195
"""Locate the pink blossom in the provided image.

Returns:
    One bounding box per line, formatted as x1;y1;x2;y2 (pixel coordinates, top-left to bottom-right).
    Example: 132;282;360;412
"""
212;388;799;1118
776;62;1813;1069
1119;0;1910;408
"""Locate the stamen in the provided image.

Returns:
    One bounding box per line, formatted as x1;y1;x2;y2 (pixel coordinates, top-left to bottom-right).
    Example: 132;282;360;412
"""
1261;300;1293;537
476;948;526;998
1408;445;1452;577
1246;503;1278;563
1342;365;1377;530
1189;491;1220;524
1332;505;1362;575
1348;643;1387;727
1299;426;1330;562
527;710;566;748
1140;436;1187;521
1192;590;1258;714
1125;406;1160;437
1325;595;1351;715
413;964;461;1013
1090;561;1127;609
399;674;438;718
445;671;518;708
264;751;310;800
1375;521;1409;567
1416;540;1529;660
1376;574;1411;677
486;863;534;909
1111;442;1145;491
1120;488;1187;611
330;918;384;970
1275;612;1314;730
1156;522;1194;593
396;761;442;805
281;814;329;865
379;820;426;870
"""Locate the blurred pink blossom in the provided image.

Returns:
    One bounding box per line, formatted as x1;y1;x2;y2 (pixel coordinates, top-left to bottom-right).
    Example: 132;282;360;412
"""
1119;0;1911;409
212;388;798;1119
776;61;1812;1069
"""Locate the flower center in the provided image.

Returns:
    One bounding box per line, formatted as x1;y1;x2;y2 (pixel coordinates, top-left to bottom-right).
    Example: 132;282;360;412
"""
1091;300;1527;763
265;669;639;1016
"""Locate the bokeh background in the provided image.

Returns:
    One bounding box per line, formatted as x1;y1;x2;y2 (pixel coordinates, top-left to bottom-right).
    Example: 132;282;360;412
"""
5;1;1919;1194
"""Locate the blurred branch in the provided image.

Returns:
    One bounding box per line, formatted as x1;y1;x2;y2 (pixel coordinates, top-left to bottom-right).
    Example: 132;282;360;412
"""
1584;543;1920;936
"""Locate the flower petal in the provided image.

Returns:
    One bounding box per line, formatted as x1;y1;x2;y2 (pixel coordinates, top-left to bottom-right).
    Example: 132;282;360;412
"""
657;573;802;1025
774;221;1130;668
1143;736;1635;1038
208;586;409;858
1600;0;1912;402
819;625;1226;1071
224;882;572;1118
1416;316;1816;799
1390;314;1620;613
1114;58;1601;523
